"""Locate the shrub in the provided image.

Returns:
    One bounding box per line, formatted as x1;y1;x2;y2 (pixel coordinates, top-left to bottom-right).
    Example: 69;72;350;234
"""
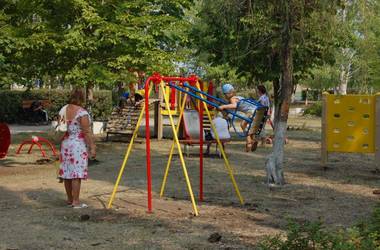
258;204;380;250
90;90;113;121
301;89;321;101
0;89;112;123
303;102;322;117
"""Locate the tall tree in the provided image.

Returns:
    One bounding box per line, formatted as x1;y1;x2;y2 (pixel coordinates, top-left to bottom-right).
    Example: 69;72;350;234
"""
191;0;344;184
312;0;380;94
351;0;380;92
0;0;192;89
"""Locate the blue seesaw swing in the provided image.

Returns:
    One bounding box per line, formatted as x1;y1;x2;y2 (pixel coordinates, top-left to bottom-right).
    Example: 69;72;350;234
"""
167;82;269;137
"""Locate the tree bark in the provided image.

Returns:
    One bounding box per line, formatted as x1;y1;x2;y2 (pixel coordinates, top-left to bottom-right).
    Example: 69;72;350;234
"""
86;82;94;105
336;63;348;95
336;2;353;95
265;0;294;186
86;82;94;125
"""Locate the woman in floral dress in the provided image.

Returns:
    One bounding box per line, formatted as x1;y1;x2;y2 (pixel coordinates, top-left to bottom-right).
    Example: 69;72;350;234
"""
58;88;96;208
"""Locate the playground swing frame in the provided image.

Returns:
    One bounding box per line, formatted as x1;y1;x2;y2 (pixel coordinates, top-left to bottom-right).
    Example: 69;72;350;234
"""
179;83;269;138
107;74;244;216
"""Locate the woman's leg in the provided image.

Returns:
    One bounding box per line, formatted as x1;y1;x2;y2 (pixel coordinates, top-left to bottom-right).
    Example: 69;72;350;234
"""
71;178;82;205
64;179;73;204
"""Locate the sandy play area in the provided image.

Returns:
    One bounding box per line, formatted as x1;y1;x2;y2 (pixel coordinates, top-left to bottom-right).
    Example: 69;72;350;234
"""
0;116;379;249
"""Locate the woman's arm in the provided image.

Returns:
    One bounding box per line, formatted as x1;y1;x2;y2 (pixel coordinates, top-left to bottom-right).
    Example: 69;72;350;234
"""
79;115;96;158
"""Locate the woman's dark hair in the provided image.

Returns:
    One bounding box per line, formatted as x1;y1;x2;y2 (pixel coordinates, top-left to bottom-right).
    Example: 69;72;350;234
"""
68;88;85;106
257;85;267;95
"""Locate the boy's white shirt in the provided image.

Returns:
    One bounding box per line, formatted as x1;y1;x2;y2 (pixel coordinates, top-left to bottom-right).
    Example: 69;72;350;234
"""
211;117;230;140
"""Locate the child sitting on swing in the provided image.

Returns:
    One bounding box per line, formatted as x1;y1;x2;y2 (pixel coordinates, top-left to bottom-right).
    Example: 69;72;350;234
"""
218;83;267;152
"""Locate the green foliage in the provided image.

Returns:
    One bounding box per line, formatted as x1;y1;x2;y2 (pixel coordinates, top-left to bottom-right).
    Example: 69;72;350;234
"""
0;0;193;88
189;0;343;86
348;0;380;92
90;90;112;121
301;90;321;102
258;205;380;250
303;102;322;117
301;0;380;94
0;89;112;123
259;221;332;250
302;65;340;91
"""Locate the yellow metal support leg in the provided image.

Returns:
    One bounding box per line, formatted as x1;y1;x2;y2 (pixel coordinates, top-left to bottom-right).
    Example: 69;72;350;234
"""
196;82;244;204
159;81;199;216
107;85;153;209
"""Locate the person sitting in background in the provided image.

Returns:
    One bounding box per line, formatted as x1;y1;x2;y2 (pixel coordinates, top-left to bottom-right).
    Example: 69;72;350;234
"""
120;87;145;107
119;82;138;106
30;100;48;124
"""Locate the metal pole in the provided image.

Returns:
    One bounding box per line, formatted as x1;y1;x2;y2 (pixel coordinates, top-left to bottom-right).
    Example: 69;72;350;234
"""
145;78;152;212
199;82;204;201
107;85;153;209
159;81;199;216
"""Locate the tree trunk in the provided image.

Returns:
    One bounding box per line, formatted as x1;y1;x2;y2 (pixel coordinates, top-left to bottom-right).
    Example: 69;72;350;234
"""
86;82;94;125
337;64;348;95
86;82;94;105
305;88;309;106
265;0;293;186
335;2;352;95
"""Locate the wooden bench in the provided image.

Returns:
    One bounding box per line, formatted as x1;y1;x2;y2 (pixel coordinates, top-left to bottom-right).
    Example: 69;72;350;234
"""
22;100;51;110
21;100;51;124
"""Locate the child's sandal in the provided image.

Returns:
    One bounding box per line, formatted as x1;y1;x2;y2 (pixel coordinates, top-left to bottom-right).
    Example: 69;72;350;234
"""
245;142;253;152
251;141;258;152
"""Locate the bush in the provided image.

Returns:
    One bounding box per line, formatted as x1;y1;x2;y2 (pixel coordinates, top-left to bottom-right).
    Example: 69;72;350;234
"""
301;89;321;101
258;204;380;250
0;89;112;123
90;90;113;121
303;102;322;117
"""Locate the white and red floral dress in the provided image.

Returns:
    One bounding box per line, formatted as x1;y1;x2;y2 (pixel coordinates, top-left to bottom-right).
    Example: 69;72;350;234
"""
59;109;89;180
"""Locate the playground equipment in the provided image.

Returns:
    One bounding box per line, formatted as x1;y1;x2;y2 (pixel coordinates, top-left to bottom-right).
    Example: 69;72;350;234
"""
160;84;182;116
107;73;267;215
181;110;230;157
105;99;160;141
16;136;57;158
321;93;380;167
106;105;141;141
160;81;214;116
169;82;268;137
0;123;11;159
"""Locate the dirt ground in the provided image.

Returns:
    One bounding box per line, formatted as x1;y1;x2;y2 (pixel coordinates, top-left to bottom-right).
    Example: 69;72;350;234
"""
1;116;379;249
